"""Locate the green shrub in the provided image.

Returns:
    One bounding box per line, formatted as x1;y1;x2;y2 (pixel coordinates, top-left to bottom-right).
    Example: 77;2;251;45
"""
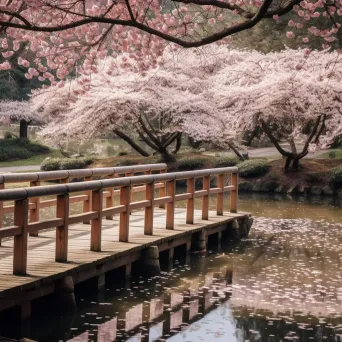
0;138;50;161
40;157;94;171
330;166;342;186
4;131;14;140
212;156;239;168
176;156;207;171
237;159;270;178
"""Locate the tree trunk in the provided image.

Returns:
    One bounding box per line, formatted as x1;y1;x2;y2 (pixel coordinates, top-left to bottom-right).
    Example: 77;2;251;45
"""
284;155;303;171
113;129;150;157
172;133;182;154
19;120;28;139
159;148;176;162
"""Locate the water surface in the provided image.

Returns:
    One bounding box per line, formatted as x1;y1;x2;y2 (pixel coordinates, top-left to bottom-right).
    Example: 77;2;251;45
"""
2;192;342;342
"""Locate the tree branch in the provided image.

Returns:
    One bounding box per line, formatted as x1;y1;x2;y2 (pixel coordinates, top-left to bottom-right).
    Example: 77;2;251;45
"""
113;128;150;157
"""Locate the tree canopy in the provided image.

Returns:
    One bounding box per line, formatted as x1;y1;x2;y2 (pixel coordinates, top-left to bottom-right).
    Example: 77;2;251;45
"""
0;0;340;88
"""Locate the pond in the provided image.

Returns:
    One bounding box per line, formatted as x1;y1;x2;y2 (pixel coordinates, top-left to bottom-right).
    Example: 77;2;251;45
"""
1;192;342;342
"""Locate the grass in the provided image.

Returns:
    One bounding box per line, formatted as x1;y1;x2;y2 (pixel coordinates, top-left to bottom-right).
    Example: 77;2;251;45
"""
0;150;62;168
318;149;342;159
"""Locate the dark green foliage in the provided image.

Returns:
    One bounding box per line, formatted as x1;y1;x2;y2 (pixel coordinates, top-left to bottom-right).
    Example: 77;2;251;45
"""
0;138;49;161
237;159;270;178
212;156;238;168
330;166;342;187
176;156;207;171
4;131;15;140
40;157;94;171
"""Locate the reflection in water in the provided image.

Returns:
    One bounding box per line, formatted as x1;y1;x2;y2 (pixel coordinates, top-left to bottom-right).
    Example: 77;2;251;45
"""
2;192;342;341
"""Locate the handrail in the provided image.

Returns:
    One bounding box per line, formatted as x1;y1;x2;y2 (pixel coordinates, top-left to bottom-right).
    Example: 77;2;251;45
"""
0;167;238;276
0;163;168;240
0;164;167;183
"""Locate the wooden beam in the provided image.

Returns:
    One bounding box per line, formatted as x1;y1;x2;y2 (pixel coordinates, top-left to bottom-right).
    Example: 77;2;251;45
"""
56;194;69;262
91;189;103;251
29;180;40;237
13;199;29;275
166;180;175;230
217;174;224;216
202;175;210;220
119;186;130;242
230;172;238;213
186;178;195;224
144;183;154;235
83;176;93;224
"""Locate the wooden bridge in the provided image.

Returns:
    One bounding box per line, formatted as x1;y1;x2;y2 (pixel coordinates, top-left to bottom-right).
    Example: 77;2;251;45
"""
0;164;251;322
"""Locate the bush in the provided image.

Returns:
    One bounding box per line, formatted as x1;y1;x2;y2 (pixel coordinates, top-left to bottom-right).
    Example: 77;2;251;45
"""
330;166;342;186
4;131;14;140
40;157;94;171
176;156;207;171
237;159;270;178
212;156;239;168
0;138;50;161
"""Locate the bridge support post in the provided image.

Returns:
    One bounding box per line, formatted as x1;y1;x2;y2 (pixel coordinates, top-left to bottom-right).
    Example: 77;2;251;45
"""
55;276;76;313
191;230;207;253
139;246;161;276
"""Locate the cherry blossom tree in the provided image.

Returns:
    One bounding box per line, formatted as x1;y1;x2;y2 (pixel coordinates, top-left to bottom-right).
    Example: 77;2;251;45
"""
31;55;217;161
0;100;42;138
0;0;325;87
207;48;342;171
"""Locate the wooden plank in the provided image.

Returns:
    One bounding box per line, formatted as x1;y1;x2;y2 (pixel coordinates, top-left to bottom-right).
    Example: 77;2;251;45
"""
56;194;69;262
13;199;29;275
69;211;98;225
28;218;63;233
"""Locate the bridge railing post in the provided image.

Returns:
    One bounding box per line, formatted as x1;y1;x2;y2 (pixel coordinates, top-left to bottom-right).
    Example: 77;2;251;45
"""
29;180;40;237
202;175;210;220
217;174;224;216
166;179;175;230
105;175;114;220
91;189;103;251
186;177;195;224
230;171;238;213
83;176;93;224
13;199;29;275
119;185;131;242
159;170;166;209
56;193;69;262
144;181;154;235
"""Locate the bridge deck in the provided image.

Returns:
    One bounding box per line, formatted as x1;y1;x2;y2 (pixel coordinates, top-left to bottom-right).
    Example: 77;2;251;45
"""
0;208;247;301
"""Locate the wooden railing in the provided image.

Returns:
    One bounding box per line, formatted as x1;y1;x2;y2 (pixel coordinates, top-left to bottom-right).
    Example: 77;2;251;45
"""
0;164;167;239
0;167;238;275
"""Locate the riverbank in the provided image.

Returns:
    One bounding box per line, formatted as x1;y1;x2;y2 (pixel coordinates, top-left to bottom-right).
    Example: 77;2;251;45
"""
238;158;342;196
